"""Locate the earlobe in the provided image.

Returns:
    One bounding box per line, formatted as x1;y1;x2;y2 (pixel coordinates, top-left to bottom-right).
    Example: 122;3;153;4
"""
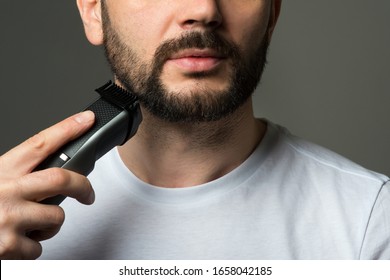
76;0;104;46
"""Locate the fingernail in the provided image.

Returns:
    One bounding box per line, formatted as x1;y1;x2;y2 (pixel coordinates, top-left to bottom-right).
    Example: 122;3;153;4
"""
74;111;95;124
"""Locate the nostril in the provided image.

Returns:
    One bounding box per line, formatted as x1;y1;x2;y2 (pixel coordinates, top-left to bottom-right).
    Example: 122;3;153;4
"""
185;19;197;25
183;18;222;29
208;20;221;28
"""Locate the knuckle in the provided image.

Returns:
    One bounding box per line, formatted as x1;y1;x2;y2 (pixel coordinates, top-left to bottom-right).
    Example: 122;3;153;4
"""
46;168;70;188
30;205;65;227
0;232;19;257
59;119;78;138
29;243;43;260
26;132;47;151
0;215;11;231
79;177;94;203
0;196;18;228
82;177;93;192
50;207;65;227
0;210;13;228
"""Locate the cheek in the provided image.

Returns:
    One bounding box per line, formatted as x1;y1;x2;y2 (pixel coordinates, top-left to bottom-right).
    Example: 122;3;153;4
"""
110;4;168;62
223;3;271;54
231;13;268;57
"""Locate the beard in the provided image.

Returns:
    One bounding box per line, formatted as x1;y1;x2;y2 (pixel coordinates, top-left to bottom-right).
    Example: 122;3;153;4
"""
101;3;269;123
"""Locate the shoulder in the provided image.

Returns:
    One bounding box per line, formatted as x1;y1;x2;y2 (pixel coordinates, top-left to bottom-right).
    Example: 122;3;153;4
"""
266;120;389;186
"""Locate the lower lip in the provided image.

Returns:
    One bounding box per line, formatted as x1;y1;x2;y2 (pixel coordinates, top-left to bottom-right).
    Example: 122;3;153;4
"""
167;57;223;73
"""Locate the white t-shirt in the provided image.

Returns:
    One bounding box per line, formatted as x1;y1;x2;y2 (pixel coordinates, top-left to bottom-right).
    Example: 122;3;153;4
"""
40;121;390;259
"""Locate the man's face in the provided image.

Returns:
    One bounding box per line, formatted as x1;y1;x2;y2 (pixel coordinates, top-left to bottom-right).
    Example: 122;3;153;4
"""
100;0;274;122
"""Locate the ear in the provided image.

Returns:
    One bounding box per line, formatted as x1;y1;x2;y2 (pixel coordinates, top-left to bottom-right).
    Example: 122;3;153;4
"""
267;0;282;42
76;0;104;45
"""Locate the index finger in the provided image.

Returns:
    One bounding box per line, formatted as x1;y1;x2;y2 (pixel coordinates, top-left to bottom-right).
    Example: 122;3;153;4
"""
0;111;95;179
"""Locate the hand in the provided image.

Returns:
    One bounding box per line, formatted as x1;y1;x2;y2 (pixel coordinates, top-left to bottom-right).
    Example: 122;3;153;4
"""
0;111;95;259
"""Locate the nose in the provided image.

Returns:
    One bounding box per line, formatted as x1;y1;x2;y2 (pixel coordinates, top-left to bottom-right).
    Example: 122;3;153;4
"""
177;0;223;30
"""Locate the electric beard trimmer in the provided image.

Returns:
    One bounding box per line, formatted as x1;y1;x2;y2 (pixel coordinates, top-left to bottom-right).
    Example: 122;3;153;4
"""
34;81;142;205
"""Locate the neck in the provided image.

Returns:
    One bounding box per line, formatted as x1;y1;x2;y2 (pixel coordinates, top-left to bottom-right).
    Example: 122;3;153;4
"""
118;99;266;188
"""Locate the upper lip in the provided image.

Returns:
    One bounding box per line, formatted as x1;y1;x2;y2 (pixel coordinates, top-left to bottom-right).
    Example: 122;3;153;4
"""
169;48;226;60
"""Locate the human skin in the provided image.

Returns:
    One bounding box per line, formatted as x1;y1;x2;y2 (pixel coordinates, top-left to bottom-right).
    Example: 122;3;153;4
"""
0;0;281;259
81;0;279;97
77;0;281;187
0;111;96;259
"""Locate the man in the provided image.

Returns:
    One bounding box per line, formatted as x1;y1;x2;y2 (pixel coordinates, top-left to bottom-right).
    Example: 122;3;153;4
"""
0;0;389;260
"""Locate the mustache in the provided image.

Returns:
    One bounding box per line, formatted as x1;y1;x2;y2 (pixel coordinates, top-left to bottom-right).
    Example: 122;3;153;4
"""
153;31;240;71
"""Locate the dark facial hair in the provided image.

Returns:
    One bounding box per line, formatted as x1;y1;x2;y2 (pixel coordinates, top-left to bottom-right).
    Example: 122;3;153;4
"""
101;1;269;123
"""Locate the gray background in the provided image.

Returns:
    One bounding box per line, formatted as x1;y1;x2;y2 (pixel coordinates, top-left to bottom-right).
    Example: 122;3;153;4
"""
0;1;389;175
